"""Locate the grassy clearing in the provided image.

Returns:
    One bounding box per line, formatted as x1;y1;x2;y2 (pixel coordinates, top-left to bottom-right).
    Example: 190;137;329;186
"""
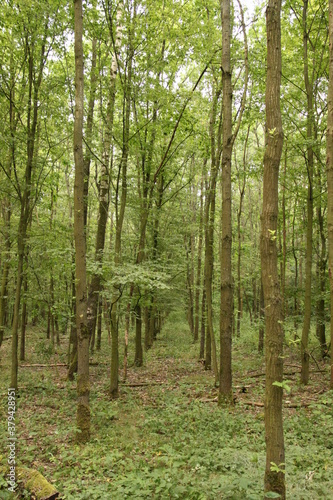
0;313;332;499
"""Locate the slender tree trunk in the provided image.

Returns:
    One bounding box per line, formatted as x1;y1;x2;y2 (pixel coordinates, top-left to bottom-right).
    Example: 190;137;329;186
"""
281;147;287;318
19;254;28;361
194;168;205;342
186;235;195;336
219;0;233;403
0;200;11;347
68;258;78;380
219;0;247;402
11;23;46;389
110;9;132;398
87;35;114;351
236;200;244;337
301;0;314;385
74;0;90;443
83;38;97;227
258;277;264;354
326;0;333;389
292;200;299;333
204;82;220;384
123;301;130;380
199;287;206;359
0;51;15;347
261;1;285;497
134;303;143;366
235;126;249;336
316;206;327;357
96;295;102;351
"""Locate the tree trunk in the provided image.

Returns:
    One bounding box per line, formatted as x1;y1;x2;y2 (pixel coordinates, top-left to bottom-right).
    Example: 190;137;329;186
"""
96;295;102;351
134;304;143;366
326;0;333;389
83;38;97;227
258;277;264;354
19;254;29;361
316;198;327;358
219;0;233;403
0;200;11;347
110;7;131;398
261;1;285;497
87;35;113;352
204;82;220;384
281;148;287;318
194;167;205;342
74;0;90;443
301;0;314;385
11;21;47;389
0;50;15;348
199;287;206;359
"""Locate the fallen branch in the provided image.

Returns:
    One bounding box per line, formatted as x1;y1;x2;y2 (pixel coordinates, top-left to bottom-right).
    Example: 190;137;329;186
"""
198;398;312;409
242;401;312;408
121;382;164;387
20;363;67;368
241;401;264;407
247;371;297;378
197;397;218;403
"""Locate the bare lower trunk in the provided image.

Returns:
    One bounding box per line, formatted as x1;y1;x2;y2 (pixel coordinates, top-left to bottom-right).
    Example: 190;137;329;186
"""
19;260;28;361
11;234;24;389
258;278;264;354
199;288;206;359
74;0;90;443
327;0;333;389
301;0;314;386
96;295;102;351
194;169;205;342
0;201;11;347
261;1;285;497
110;6;131;398
134;304;143;366
219;0;233;404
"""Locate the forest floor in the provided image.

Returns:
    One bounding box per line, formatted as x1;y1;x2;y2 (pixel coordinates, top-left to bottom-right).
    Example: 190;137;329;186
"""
0;312;332;499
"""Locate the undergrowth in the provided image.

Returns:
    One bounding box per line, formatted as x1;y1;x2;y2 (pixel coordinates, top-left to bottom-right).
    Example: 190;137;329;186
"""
0;312;332;499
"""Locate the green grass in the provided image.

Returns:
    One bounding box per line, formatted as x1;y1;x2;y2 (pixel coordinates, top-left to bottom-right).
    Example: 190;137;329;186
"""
0;314;332;499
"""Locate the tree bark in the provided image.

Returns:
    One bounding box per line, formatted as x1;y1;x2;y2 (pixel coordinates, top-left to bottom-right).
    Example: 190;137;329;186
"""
327;0;333;389
11;20;47;389
261;1;285;497
300;0;314;385
219;0;233;403
0;199;11;347
110;5;131;398
258;277;264;354
74;0;90;443
199;287;206;359
194;166;205;342
204;81;220;384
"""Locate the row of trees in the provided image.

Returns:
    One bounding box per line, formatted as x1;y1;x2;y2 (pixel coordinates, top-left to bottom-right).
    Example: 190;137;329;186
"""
1;0;333;497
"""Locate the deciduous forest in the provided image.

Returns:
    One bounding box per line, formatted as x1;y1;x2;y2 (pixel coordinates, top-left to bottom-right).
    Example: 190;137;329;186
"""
0;0;332;498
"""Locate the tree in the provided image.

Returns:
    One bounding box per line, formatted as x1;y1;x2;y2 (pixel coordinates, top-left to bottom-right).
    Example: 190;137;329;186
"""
327;0;333;390
261;0;285;497
219;0;248;403
74;0;90;443
300;0;315;385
